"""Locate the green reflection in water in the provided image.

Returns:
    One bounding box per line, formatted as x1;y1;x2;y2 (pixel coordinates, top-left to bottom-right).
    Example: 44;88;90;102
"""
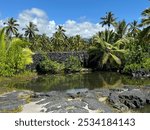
2;71;149;92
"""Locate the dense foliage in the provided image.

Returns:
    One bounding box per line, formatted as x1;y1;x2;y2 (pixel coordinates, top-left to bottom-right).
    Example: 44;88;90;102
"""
0;28;33;76
65;56;82;73
37;57;64;74
89;8;150;75
37;55;82;74
0;7;149;76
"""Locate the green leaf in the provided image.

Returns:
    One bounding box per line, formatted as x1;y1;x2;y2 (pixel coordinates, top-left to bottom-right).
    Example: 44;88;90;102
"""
110;53;121;65
102;52;109;65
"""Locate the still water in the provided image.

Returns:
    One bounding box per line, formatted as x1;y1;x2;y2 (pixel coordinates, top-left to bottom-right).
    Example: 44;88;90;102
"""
1;71;150;112
8;71;150;92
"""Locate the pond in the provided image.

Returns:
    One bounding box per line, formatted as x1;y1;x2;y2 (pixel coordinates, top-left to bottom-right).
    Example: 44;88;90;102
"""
3;71;150;92
0;71;150;113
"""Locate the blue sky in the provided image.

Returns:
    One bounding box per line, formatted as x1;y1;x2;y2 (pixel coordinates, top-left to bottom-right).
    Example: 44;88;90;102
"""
0;0;149;38
0;0;149;23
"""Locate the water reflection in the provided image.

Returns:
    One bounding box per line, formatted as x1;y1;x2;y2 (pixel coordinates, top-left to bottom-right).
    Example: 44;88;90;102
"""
7;71;150;92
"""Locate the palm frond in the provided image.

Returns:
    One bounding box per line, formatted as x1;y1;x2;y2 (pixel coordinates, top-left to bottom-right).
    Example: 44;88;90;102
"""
110;53;121;65
102;52;109;65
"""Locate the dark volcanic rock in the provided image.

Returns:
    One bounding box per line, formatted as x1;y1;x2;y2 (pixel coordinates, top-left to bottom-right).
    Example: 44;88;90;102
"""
93;88;110;97
45;100;86;112
66;89;88;98
67;100;86;108
108;88;150;110
0;91;31;112
82;98;112;112
67;107;89;113
112;102;129;112
108;92;120;104
45;101;69;112
51;108;68;113
119;89;146;108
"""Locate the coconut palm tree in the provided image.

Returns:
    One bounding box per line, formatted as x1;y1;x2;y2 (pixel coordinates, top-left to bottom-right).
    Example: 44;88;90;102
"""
96;30;116;44
15;32;23;39
140;8;150;27
4;17;19;38
51;25;68;51
128;20;140;37
139;8;150;44
100;12;116;30
57;25;66;34
114;20;129;39
51;31;65;51
89;33;126;69
73;35;86;51
22;22;39;41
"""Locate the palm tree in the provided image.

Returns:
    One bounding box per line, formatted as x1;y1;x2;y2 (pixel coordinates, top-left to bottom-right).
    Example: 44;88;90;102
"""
114;20;129;39
51;25;67;51
51;31;64;51
22;22;39;41
140;8;150;27
100;12;116;30
73;35;85;51
96;30;116;44
4;17;19;38
35;34;53;52
57;25;66;35
128;20;140;37
89;33;126;69
15;32;23;39
138;8;150;45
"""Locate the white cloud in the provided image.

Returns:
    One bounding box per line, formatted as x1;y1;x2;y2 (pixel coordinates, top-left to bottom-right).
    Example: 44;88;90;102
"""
19;8;47;19
0;20;4;28
2;8;105;38
18;8;52;35
63;20;104;38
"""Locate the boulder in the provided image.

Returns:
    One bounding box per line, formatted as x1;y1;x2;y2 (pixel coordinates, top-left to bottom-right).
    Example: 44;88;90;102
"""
119;89;146;108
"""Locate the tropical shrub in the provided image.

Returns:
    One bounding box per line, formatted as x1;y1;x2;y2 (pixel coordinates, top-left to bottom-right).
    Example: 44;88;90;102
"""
38;58;64;74
65;56;82;72
123;63;142;73
123;46;150;74
143;58;150;71
0;28;33;76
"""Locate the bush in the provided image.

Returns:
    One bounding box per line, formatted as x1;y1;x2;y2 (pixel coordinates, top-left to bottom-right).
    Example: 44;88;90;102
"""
0;28;33;76
123;58;150;74
123;63;142;73
65;56;82;72
38;58;64;74
123;41;150;74
142;58;150;71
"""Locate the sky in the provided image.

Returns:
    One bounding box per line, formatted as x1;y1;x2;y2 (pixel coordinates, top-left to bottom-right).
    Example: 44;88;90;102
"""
0;0;149;38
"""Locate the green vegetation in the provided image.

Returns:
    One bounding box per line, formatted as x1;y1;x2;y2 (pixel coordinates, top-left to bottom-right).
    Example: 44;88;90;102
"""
65;56;82;72
89;8;150;75
0;8;149;77
38;58;64;74
0;71;37;94
0;28;33;76
37;55;82;74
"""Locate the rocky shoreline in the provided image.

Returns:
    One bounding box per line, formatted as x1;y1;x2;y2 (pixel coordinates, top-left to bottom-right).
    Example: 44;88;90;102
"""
0;86;150;113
